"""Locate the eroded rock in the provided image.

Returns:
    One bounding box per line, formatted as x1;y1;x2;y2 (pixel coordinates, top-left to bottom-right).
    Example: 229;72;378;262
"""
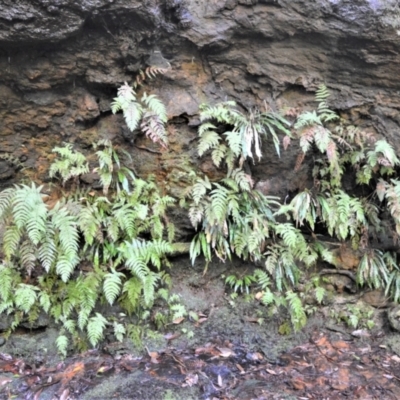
1;0;400;199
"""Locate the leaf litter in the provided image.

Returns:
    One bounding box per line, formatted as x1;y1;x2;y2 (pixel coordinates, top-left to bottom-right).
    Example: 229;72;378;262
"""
1;329;400;399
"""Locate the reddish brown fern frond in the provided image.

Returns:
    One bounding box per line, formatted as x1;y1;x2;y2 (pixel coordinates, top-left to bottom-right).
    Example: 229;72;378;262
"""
140;112;168;148
299;127;315;153
294;152;305;171
283;135;291;151
326;140;337;162
133;66;168;88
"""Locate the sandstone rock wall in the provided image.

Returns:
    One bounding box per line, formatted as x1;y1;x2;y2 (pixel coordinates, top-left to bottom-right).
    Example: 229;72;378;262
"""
0;0;399;198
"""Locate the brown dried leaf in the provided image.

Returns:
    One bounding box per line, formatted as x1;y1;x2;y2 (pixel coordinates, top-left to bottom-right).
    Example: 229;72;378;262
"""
163;332;181;341
217;347;235;358
266;368;277;375
283;135;291;151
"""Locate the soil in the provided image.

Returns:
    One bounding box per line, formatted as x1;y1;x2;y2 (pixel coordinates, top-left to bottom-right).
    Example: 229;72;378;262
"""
1;256;400;399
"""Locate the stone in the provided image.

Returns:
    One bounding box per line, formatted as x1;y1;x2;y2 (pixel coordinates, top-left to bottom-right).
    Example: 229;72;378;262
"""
362;290;389;308
388;305;400;332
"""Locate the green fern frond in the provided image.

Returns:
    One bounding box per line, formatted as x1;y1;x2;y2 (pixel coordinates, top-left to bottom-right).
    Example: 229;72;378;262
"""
143;272;159;306
56;335;69;357
285;290;307;331
113;321;126;342
3;225;22;260
19;240;37;274
198;130;221;157
230;168;252;192
51;206;80;256
0;265;15;302
141;93;168;123
0;187;15;219
191;176;211;205
121;277;142;313
103;269;125;305
15;283;38;313
87;313;108;347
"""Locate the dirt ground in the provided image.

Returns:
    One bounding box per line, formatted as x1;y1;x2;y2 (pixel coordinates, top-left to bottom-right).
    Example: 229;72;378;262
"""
2;256;400;399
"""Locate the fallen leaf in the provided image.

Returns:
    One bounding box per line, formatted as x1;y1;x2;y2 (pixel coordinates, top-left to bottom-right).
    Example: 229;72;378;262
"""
172;317;185;324
163;332;181;341
146;347;159;363
351;329;370;338
217;374;223;387
266;369;277;375
183;373;198;387
97;364;113;374
332;340;349;350
246;352;263;361
217;347;235;358
391;355;400;363
292;378;306;390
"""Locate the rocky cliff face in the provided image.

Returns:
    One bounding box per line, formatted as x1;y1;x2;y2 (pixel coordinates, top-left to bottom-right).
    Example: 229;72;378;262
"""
0;0;399;199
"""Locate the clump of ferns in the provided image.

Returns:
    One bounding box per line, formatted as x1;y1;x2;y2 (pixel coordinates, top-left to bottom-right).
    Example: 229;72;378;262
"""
282;84;400;299
185;99;292;262
0;151;176;355
197;100;291;171
111;76;168;149
180;98;318;330
49;143;89;187
92;139;136;195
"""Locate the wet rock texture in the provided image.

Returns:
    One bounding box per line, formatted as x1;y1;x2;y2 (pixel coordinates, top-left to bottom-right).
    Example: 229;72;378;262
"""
0;0;400;195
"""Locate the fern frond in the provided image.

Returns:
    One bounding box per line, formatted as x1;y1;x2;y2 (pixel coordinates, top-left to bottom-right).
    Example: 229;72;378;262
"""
121;277;142;313
103;269;124;305
113;321;126;342
38;222;57;272
19;240;37;274
141;93;167;123
124;101;143;132
56;335;69;357
51;206;80;256
285;290;307;331
3;225;22;260
15;283;38;313
87;313;108;347
230;168;253;192
198;130;221;156
143;272;159;306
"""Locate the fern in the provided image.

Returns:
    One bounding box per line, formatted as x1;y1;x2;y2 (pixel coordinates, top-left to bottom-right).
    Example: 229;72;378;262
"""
56;335;69;357
170;303;187;320
49;144;89;185
14;284;38;313
357;250;389;288
198;100;290;165
103;269;124;305
87;313;108;347
112;81;168;148
285;291;307;331
113;321;126;342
